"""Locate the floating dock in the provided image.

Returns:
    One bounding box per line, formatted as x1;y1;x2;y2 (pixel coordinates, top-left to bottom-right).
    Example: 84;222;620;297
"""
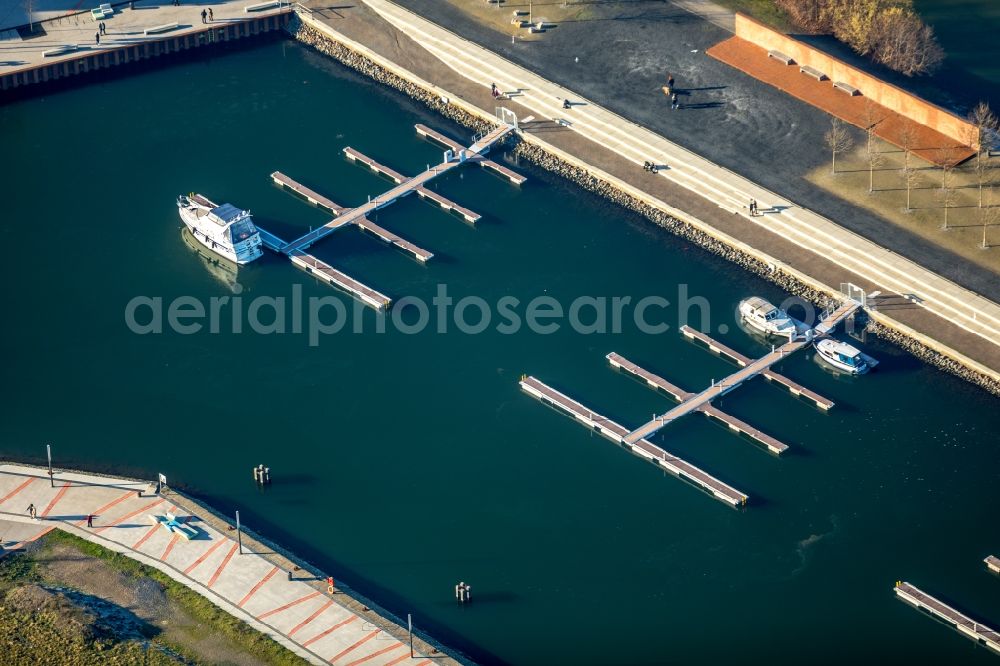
415;124;527;185
271;171;346;215
895;582;1000;654
987;555;1000;574
253;124;519;308
607;352;789;455
356;217;433;263
289;251;390;310
520;376;748;507
681;325;835;410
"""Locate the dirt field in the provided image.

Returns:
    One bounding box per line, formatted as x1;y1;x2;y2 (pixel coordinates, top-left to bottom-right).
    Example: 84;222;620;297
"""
0;532;308;666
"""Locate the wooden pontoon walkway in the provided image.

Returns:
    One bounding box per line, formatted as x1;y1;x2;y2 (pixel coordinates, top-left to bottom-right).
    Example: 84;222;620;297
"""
345;147;482;223
271;171;346;215
288;251;391;310
627;305;857;444
986;555;1000;574
519;376;748;507
254;124;519;308
895;582;1000;654
681;325;835;410
608;352;789;455
415;124;527;185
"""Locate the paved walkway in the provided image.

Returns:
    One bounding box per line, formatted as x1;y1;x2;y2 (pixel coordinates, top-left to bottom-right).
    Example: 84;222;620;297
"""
311;0;1000;381
0;0;287;75
0;464;435;666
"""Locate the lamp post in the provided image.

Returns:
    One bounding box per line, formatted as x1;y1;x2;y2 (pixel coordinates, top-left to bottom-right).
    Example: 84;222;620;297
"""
46;444;53;487
236;510;243;554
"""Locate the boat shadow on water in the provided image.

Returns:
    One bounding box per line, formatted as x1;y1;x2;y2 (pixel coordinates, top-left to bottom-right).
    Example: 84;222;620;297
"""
181;227;244;294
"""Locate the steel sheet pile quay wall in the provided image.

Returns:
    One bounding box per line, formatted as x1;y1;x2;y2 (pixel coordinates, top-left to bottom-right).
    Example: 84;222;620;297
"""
255;124;519;308
519;376;748;507
895;582;1000;653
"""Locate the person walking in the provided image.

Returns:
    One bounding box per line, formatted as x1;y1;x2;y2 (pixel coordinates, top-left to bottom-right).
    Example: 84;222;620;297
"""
670;92;679;110
749;198;758;216
201;9;207;23
26;503;36;520
86;514;94;528
95;32;100;45
208;7;213;21
99;21;105;35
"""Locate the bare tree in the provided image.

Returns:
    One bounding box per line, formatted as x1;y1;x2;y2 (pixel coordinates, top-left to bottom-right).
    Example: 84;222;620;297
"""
933;150;959;230
862;101;885;193
980;199;1000;249
899;120;919;210
825;118;854;174
967;102;999;208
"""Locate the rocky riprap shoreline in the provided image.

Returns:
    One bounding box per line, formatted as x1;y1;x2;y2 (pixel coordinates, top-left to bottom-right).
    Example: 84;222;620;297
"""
289;20;1000;397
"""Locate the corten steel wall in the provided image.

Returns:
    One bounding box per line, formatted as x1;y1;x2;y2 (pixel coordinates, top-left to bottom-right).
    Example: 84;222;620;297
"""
734;13;976;146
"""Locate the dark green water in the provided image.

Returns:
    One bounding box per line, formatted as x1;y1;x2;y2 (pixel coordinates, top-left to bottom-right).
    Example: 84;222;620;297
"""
2;41;999;665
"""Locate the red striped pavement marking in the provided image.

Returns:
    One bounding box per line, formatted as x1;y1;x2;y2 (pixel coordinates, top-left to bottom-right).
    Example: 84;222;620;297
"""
301;615;358;648
329;629;379;664
40;483;71;518
207;542;238;588
161;533;182;561
344;641;406;666
257;590;322;620
182;538;226;575
9;525;56;550
288;599;333;636
73;489;136;526
132;522;163;550
238;566;280;608
383;653;427;666
0;477;36;506
94;498;166;533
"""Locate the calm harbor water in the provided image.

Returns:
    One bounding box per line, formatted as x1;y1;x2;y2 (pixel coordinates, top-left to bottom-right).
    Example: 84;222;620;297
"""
1;41;999;665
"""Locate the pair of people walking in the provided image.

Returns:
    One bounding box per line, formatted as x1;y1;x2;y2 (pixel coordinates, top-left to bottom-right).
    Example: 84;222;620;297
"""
201;8;213;23
749;199;759;216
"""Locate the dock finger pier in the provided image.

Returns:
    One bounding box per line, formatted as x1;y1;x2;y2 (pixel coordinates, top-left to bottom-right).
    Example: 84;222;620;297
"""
256;122;523;309
520;303;859;507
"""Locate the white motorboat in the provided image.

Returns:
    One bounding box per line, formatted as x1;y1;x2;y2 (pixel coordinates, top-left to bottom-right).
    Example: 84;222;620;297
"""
176;193;263;265
738;297;799;338
814;338;878;375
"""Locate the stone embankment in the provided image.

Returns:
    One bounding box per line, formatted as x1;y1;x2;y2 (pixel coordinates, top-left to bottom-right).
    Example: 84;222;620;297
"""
290;20;1000;397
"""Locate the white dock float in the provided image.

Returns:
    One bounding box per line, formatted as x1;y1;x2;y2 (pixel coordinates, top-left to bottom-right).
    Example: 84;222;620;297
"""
519;376;748;507
356;217;433;263
289;251;390;310
895;582;1000;654
344;147;407;184
607;352;694;402
416;187;481;223
271;171;345;215
986;555;1000;574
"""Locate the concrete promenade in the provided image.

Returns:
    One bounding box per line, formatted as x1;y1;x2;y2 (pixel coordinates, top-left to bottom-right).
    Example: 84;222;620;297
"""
297;0;1000;383
0;0;288;78
0;463;445;666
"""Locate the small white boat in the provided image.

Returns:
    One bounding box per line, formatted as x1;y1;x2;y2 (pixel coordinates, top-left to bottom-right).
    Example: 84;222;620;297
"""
738;297;799;338
814;338;878;375
177;193;263;265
